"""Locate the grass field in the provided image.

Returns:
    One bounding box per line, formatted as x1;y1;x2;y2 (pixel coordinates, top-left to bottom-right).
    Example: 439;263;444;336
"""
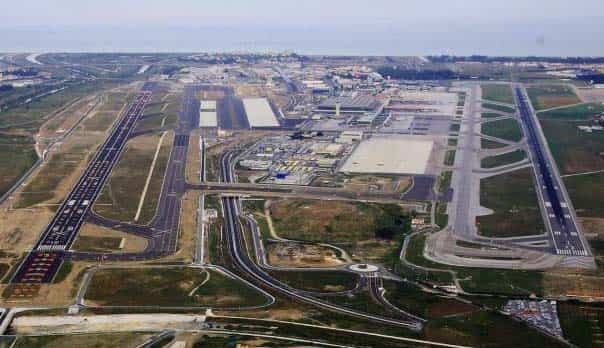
564;173;604;217
481;138;508;149
527;84;581;110
424;311;564;347
383;280;477;319
94;132;173;223
0;81;116;129
482;112;503;119
538;102;604;120
269;270;359;293
478;168;545;238
71;236;123;253
0;136;38;197
269;199;410;266
134;93;180;133
13;333;153;348
558;302;604;348
481;150;526;168
270;200;410;244
481;118;523;142
0;82;129;199
481;84;514;104
482;103;515;113
538;106;604;174
85;267;269;307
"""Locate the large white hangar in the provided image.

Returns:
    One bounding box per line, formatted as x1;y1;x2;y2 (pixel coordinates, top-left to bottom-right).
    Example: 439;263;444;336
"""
242;98;280;128
340;136;434;175
199;100;217;127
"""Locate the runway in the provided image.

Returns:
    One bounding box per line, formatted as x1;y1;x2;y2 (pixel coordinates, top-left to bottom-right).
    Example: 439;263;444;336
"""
514;86;591;258
11;82;156;284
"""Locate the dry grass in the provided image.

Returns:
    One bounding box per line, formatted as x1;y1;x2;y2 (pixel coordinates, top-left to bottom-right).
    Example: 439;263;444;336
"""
544;270;604;299
234;84;266;98
72;223;148;253
186;129;201;183
38;96;97;139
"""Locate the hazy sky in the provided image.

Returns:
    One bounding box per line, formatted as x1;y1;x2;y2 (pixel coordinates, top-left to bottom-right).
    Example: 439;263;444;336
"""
1;0;603;55
2;0;603;26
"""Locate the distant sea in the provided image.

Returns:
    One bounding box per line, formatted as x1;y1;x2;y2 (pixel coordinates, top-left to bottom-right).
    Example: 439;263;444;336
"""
1;18;603;56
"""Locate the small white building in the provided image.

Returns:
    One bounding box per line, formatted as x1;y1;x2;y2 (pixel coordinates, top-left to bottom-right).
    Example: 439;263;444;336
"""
336;131;363;144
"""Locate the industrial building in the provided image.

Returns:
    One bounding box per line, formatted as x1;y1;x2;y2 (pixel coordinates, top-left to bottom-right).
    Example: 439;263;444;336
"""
340;136;434;175
242;98;281;128
199;100;218;128
316;95;382;115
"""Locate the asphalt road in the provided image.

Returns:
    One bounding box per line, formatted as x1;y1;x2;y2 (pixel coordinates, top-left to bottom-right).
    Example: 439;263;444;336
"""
219;150;423;330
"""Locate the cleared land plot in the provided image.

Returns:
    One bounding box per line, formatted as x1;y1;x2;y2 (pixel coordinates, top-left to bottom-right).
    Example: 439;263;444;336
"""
242;98;279;127
268;270;359;293
481;150;526;168
539;118;604;174
12;333;153;348
481;84;514;104
477;168;545;238
84;267;269;307
481;118;523;142
266;241;345;268
527;84;581;110
94;132;173;223
482;103;515;114
340;137;433;175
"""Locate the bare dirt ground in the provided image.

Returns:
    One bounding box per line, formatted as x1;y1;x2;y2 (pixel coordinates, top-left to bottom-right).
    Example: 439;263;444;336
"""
0;205;53;254
575;87;604;102
234;84;267;98
580;217;604;239
266;242;345;268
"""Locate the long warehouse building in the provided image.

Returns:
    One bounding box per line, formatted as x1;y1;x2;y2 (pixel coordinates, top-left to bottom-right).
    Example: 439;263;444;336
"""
242;98;280;128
